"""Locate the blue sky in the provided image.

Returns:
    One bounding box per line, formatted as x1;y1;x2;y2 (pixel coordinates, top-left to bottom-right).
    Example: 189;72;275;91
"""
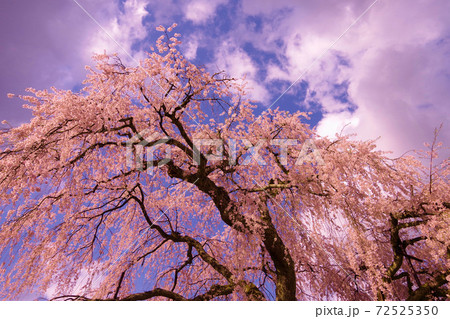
1;0;449;157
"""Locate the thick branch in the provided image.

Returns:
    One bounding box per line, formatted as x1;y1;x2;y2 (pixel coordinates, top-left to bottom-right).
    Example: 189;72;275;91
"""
258;195;297;300
407;271;450;301
121;288;187;301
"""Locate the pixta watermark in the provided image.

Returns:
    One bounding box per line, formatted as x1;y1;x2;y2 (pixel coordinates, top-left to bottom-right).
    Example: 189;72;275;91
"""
126;130;324;173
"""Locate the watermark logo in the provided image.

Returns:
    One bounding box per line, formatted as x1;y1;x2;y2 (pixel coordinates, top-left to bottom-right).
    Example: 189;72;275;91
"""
126;130;172;174
126;131;324;173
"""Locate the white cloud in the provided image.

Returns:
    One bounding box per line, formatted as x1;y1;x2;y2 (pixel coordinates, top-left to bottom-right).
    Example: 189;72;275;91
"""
316;111;359;138
86;0;150;64
182;36;199;60
185;0;226;24
214;41;269;102
240;0;450;156
331;0;450;155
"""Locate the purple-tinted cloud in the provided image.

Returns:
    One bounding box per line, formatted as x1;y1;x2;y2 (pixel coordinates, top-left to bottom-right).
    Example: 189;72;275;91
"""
1;0;448;157
1;1;90;125
0;0;149;126
236;0;450;156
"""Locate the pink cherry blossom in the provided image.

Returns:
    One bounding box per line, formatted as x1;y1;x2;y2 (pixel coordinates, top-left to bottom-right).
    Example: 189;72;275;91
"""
0;26;448;301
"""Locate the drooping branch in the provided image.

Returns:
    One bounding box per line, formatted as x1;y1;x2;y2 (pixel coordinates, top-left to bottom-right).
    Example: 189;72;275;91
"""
170;244;195;292
128;185;265;300
384;209;448;300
